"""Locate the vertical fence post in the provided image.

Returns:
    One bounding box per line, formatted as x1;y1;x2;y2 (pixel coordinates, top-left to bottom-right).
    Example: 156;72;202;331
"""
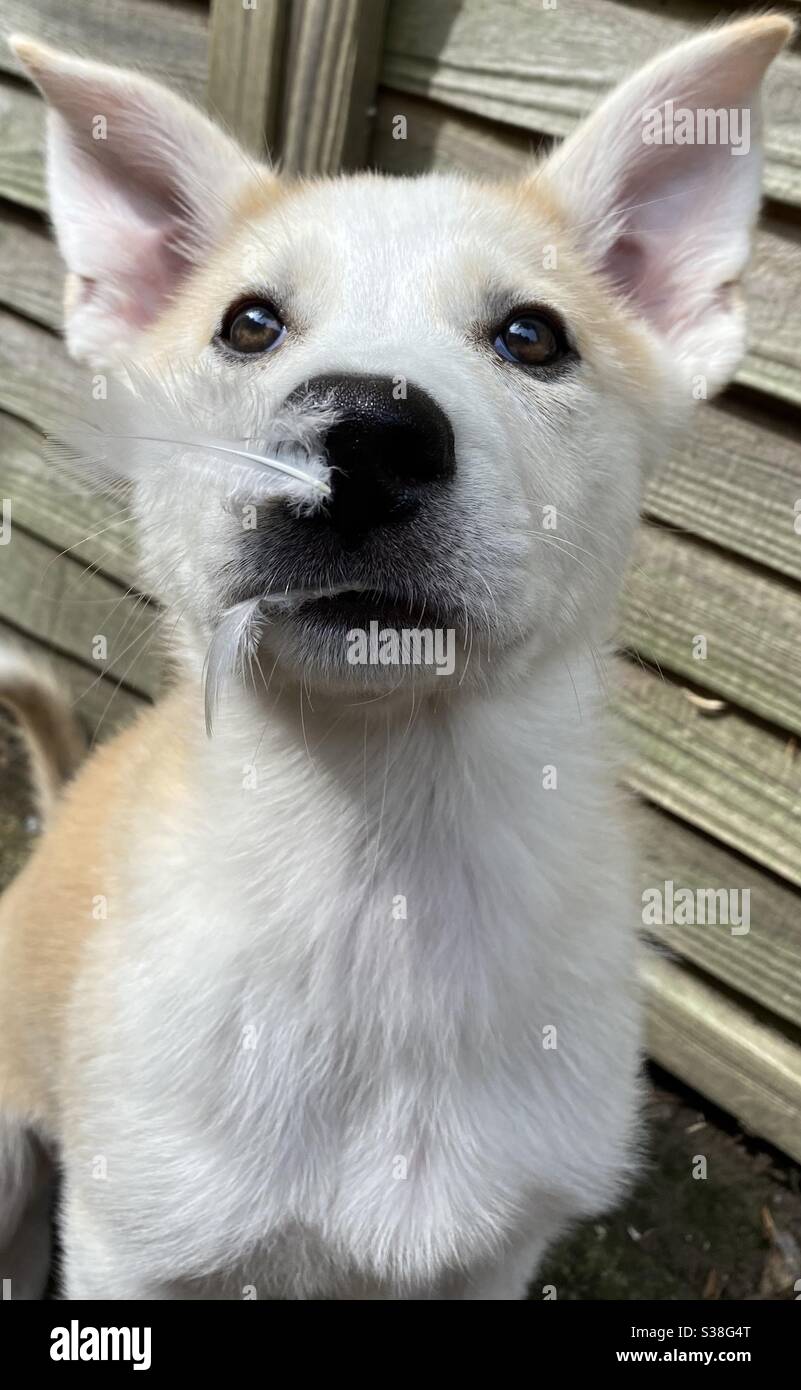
208;0;388;172
280;0;389;174
207;0;288;157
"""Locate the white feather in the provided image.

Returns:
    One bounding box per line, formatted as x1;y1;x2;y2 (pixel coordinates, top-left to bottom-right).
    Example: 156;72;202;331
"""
42;362;332;509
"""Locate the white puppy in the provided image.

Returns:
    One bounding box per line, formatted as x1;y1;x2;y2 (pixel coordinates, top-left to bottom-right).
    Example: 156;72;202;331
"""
0;17;791;1299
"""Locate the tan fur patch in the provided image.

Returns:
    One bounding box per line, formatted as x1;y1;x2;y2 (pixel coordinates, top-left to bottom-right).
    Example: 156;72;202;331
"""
141;171;300;359
497;173;666;400
0;688;191;1129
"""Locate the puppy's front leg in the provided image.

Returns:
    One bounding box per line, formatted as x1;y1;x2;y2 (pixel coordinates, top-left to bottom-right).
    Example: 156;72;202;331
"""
60;1185;178;1301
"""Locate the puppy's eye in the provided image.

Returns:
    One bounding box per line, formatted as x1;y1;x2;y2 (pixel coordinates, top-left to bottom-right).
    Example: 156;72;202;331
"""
493;310;570;368
219;300;286;355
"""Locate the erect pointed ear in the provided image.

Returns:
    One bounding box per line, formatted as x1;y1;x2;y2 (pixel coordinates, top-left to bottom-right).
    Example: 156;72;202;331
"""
10;35;268;365
536;15;793;395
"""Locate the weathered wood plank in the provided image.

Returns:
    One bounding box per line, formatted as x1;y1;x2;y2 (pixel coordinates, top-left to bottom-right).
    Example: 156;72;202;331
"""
626;0;801;22
0;77;45;211
0;304;84;429
0;526;161;698
642;952;801;1165
644;397;801;585
615;659;801;890
0;411;137;587
636;799;801;1031
0;0;208;100
0;618;143;738
207;0;285;157
743;218;801;410
620;523;801;737
371;87;536;175
0;308;138;590
281;0;389;173
371;90;801;408
0;202;63;329
381;0;801;208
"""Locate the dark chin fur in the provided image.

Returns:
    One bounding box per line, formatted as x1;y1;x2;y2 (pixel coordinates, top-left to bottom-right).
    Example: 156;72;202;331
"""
256;599;474;696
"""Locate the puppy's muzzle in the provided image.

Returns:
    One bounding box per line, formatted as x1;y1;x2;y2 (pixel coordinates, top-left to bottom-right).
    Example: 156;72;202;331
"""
289;373;455;546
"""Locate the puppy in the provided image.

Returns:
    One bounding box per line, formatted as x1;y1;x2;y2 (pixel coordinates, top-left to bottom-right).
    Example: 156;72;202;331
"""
0;17;791;1300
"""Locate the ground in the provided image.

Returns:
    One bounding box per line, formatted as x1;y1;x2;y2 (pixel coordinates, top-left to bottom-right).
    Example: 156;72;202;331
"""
538;1076;801;1300
2;711;800;1300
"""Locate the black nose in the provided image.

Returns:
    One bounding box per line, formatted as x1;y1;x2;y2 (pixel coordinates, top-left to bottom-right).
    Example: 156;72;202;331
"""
289;373;455;544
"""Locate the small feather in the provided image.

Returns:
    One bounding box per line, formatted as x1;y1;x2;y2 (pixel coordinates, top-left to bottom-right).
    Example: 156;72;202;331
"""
41;361;333;508
203;597;265;736
202;582;373;734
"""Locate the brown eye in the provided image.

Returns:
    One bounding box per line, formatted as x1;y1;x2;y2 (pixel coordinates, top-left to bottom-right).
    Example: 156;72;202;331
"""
219;300;285;355
493;310;571;368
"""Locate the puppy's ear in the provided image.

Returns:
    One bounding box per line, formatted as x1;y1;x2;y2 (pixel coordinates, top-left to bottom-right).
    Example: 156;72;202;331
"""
536;15;793;394
10;36;266;364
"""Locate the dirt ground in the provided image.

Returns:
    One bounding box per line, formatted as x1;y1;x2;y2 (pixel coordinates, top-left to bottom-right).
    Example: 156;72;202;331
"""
2;713;800;1300
538;1076;801;1300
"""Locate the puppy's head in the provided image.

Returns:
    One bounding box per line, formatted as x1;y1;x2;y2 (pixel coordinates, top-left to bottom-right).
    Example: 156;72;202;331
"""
13;18;791;705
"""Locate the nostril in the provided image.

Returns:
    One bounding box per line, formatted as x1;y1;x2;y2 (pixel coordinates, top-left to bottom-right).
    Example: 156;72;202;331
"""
287;373;455;542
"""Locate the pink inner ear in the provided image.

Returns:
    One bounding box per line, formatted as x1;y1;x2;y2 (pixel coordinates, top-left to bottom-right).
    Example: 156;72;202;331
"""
538;17;790;390
588;123;757;340
45;101;223;340
68;202;193;331
602;234;647;302
119;221;191;328
601;231;680;334
21;48;258;361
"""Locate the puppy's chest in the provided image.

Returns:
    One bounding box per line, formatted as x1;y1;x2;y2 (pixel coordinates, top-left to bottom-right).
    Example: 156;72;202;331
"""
112;744;636;1286
160;987;584;1288
128;869;629;1288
